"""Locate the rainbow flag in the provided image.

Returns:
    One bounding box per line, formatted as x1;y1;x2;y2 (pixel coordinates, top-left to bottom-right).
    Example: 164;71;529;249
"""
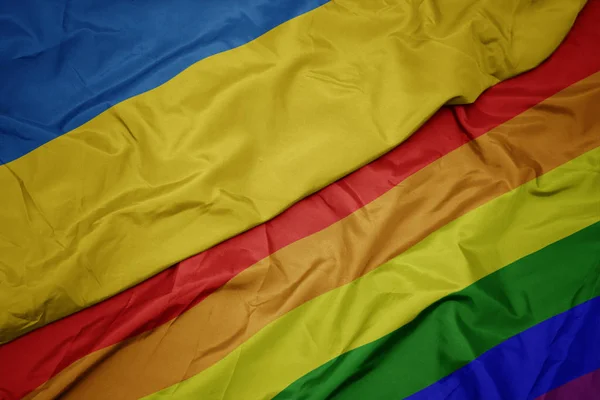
0;0;598;399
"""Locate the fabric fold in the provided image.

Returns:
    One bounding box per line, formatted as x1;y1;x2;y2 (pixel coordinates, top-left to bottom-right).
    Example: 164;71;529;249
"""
20;69;600;399
3;11;600;394
406;297;600;400
276;222;600;399
0;0;587;343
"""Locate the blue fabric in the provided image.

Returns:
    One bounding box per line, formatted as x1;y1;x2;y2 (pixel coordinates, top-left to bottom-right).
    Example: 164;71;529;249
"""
0;0;327;164
408;296;600;400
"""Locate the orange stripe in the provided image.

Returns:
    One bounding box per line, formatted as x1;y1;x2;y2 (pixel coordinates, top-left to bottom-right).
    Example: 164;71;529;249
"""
25;70;600;400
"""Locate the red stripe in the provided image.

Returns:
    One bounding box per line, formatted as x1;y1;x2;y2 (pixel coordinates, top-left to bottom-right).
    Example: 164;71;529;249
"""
2;2;600;398
536;369;600;400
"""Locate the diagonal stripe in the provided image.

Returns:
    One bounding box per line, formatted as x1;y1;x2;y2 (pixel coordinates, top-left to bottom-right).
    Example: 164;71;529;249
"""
0;0;328;163
276;221;600;399
408;297;600;400
142;151;600;400
3;4;599;397
537;369;600;400
0;0;586;343
23;71;600;400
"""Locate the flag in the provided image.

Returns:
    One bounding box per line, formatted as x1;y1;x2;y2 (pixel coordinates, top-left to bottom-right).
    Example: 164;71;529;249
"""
0;0;598;399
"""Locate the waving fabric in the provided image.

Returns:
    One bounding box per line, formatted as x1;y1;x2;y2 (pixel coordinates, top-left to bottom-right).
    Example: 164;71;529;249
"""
0;0;587;343
1;1;599;400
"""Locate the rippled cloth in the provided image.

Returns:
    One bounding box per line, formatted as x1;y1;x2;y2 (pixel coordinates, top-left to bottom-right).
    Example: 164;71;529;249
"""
1;2;600;398
0;0;587;343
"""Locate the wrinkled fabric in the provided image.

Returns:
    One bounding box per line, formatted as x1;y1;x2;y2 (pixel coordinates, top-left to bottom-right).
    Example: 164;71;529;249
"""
406;297;600;400
0;0;587;344
0;0;328;163
139;149;600;400
20;71;600;398
276;222;600;399
537;369;600;400
3;9;600;398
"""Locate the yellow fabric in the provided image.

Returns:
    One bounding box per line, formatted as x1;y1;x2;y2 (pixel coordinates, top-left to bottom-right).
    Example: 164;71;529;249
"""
144;147;600;400
0;0;586;343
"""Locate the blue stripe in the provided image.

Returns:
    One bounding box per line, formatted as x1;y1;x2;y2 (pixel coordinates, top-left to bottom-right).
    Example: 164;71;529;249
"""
0;0;327;164
407;296;600;400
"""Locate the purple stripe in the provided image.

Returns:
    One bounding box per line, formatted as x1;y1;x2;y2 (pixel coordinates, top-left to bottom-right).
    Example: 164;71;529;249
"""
536;368;600;400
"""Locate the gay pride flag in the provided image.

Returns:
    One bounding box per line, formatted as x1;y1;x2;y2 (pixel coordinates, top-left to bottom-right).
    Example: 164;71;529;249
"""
0;0;599;399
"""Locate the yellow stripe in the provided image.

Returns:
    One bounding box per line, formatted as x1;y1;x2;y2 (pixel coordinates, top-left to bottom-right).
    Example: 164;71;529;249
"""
144;147;600;400
0;0;585;342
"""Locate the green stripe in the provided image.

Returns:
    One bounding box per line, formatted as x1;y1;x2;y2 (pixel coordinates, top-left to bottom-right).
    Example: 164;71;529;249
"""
274;221;600;399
